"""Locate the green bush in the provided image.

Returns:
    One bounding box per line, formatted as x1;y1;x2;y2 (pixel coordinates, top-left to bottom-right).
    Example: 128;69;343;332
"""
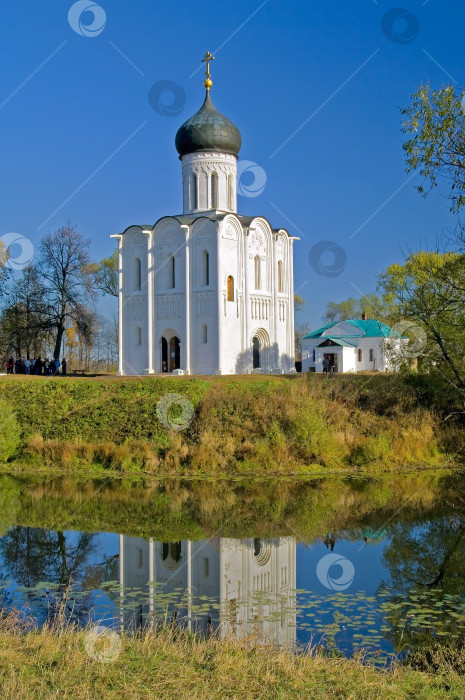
0;399;21;461
349;434;391;466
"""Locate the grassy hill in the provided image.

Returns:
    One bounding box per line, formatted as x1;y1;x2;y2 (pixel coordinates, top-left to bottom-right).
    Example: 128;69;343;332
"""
0;373;461;476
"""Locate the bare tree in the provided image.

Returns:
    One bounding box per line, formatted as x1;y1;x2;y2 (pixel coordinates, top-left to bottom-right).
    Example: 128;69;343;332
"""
37;224;95;360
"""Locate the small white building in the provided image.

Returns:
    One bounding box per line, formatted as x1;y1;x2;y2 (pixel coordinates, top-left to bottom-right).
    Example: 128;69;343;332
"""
301;318;405;373
112;56;296;376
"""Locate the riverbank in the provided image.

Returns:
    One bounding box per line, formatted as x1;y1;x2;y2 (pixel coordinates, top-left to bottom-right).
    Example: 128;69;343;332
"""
0;620;463;699
0;373;462;476
0;469;459;541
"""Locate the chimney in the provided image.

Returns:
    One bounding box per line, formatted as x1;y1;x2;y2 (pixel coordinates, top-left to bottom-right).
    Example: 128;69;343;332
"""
361;312;367;321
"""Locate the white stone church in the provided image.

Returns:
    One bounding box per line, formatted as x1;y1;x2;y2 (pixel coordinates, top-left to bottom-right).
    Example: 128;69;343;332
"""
112;56;296;375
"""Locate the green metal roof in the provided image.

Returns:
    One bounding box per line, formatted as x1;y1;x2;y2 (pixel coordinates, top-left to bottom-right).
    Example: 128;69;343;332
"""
302;319;401;340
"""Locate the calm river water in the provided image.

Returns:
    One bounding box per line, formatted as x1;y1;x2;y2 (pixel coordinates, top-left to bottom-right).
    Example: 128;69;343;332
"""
1;469;464;664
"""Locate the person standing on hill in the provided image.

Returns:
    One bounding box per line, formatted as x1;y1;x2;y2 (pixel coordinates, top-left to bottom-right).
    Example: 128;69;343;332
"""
61;358;67;376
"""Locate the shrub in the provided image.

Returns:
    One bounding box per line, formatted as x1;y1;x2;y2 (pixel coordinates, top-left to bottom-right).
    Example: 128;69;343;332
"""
349;434;391;466
0;399;21;461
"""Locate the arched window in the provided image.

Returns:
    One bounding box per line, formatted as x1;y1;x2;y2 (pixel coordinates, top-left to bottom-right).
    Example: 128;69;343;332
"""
277;260;283;293
228;174;233;210
210;172;217;209
191;172;198;210
358;348;362;362
252;336;260;369
254;255;261;290
227;275;234;301
203;250;209;286
135;257;141;291
162;542;181;563
136;326;142;346
202;324;207;344
169;255;175;289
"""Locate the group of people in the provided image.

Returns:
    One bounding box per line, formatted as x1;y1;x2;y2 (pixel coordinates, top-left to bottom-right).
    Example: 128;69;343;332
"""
322;356;335;377
5;356;67;376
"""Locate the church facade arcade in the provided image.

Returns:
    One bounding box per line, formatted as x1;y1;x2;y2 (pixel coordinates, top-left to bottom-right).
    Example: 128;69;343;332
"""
113;54;296;375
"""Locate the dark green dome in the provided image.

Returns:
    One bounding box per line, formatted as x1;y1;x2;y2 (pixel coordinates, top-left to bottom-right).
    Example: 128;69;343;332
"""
175;92;241;158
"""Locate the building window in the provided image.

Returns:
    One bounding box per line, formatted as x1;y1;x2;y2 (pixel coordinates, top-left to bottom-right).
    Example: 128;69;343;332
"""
369;348;374;362
202;324;207;343
277;260;283;293
162;542;181;563
136;547;143;569
228;174;233;210
203;250;209;286
191;172;198;210
169;255;175;289
202;557;209;578
136;326;142;346
135;257;141;291
210;172;218;209
358;348;362;362
312;349;316;362
227;275;234;301
254;255;261;290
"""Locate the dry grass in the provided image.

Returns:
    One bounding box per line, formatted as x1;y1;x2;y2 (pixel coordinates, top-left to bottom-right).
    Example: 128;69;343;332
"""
0;619;464;699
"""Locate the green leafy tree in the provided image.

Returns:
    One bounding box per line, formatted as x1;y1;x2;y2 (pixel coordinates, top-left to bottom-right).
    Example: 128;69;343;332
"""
324;293;394;324
378;251;465;392
402;83;465;215
88;249;118;298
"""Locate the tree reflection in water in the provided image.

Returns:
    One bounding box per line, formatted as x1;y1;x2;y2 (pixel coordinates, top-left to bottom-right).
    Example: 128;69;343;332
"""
379;489;465;652
0;527;118;625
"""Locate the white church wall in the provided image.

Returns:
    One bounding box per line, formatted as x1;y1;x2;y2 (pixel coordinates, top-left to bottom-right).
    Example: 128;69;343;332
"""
153;219;188;373
191;218;219;373
217;216;243;373
274;233;294;371
245;219;274;371
121;228;149;375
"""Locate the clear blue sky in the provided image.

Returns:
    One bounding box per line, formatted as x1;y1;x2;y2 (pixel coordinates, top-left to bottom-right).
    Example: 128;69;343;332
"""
1;0;463;327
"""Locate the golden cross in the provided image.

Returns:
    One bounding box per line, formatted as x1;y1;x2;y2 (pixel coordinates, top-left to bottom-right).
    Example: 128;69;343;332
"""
201;51;215;90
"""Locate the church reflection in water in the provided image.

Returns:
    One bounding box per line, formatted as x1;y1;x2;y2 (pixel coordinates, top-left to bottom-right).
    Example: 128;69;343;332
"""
118;536;296;648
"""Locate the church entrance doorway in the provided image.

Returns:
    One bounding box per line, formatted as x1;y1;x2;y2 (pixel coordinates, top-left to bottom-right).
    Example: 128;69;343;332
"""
169;337;180;372
161;335;180;372
252;336;260;369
